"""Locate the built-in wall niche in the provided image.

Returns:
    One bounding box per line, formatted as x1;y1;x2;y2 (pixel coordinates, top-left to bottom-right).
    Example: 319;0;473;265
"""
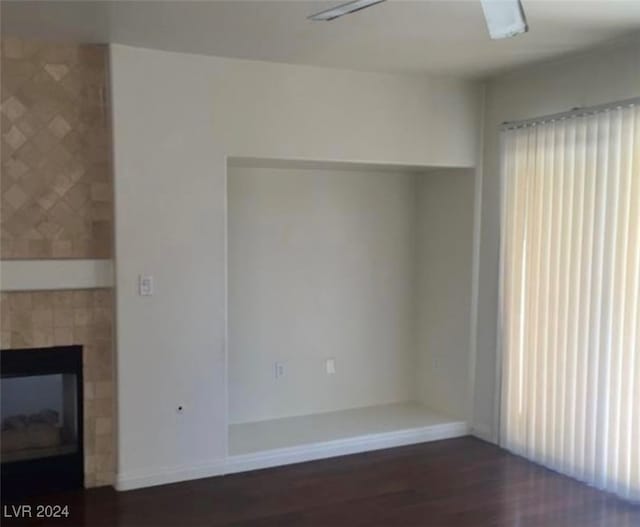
226;157;475;464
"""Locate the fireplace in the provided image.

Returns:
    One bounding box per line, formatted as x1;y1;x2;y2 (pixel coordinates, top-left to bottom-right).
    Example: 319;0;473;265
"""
1;346;84;498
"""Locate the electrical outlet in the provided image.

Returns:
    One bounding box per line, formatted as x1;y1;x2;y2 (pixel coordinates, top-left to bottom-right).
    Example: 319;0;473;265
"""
325;358;336;375
139;274;154;296
274;362;285;379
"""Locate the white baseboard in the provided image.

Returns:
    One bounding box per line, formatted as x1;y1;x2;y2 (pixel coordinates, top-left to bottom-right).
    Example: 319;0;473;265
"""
116;459;227;491
226;421;468;474
116;421;468;491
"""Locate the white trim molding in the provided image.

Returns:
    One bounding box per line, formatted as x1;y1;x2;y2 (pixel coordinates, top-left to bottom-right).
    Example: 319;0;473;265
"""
116;459;228;492
225;421;468;475
116;421;468;491
0;259;114;291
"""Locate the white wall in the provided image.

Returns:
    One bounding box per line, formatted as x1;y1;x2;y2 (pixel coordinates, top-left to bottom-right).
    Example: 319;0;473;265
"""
415;168;474;421
109;43;482;487
474;35;640;442
228;166;417;424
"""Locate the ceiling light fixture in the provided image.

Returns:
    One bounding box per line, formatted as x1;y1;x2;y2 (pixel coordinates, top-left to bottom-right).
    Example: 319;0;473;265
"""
308;0;387;21
480;0;528;39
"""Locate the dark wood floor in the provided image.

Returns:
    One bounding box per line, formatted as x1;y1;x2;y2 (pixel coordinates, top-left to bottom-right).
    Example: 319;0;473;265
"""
3;437;639;527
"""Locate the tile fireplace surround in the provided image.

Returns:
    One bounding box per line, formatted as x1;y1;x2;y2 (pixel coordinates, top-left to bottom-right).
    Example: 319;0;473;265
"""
1;289;115;487
1;39;115;488
1;38;112;260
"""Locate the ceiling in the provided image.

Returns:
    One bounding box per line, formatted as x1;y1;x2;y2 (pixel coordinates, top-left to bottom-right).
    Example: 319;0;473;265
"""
2;0;640;78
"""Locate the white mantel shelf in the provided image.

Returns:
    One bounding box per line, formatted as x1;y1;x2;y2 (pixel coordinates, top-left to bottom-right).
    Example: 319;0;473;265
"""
0;259;114;291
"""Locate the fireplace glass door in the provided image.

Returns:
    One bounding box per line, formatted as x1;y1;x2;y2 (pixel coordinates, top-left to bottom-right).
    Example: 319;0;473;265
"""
1;346;84;498
1;373;79;463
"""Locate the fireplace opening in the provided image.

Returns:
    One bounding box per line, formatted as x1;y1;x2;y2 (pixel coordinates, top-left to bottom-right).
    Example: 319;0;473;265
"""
1;346;84;499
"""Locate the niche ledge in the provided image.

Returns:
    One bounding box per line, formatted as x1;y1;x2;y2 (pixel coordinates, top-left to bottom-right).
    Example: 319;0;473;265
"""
226;402;467;474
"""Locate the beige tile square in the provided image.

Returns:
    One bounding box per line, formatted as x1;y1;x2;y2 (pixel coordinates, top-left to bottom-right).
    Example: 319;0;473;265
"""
73;326;91;344
94;472;114;487
36;220;62;238
51;174;74;196
89;202;112;221
2;37;24;59
63;182;90;210
37;190;61;211
1;237;13;258
72;290;93;308
19;39;41;59
91;238;111;259
53;327;74;345
32;128;59;154
74;308;92;326
91;326;111;342
94;434;112;454
92;307;112;327
14;141;45;170
52;291;74;308
4;157;29;180
84;381;95;400
11;330;33;348
43;63;70;82
84;399;96;420
95;380;112;399
95;453;114;473
15;112;40;138
9;238;29;256
48;115;71;138
52;239;73;257
3;125;26;150
1;112;11;134
53;308;74;328
93;289;112;307
90;182;111;202
31;291;54;310
92;398;112;418
1;96;27;121
3;184;28;209
10;311;31;334
31;309;53;328
28;239;49;257
32;328;53;347
84;474;96;488
1;303;10;329
26;227;45;240
95;417;112;436
84;454;96;474
9;292;32;311
72;238;92;257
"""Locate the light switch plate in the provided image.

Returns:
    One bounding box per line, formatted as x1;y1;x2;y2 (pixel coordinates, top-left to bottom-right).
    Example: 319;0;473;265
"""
139;275;153;296
326;358;336;375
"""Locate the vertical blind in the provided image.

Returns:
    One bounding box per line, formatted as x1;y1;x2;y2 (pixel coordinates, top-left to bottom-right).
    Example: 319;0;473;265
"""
500;102;640;501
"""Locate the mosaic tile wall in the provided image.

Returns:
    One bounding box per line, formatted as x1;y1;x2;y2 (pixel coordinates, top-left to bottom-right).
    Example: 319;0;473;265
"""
1;289;116;487
1;38;112;259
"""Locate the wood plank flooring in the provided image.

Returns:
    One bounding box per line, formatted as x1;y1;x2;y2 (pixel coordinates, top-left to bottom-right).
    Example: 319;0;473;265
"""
3;437;639;527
